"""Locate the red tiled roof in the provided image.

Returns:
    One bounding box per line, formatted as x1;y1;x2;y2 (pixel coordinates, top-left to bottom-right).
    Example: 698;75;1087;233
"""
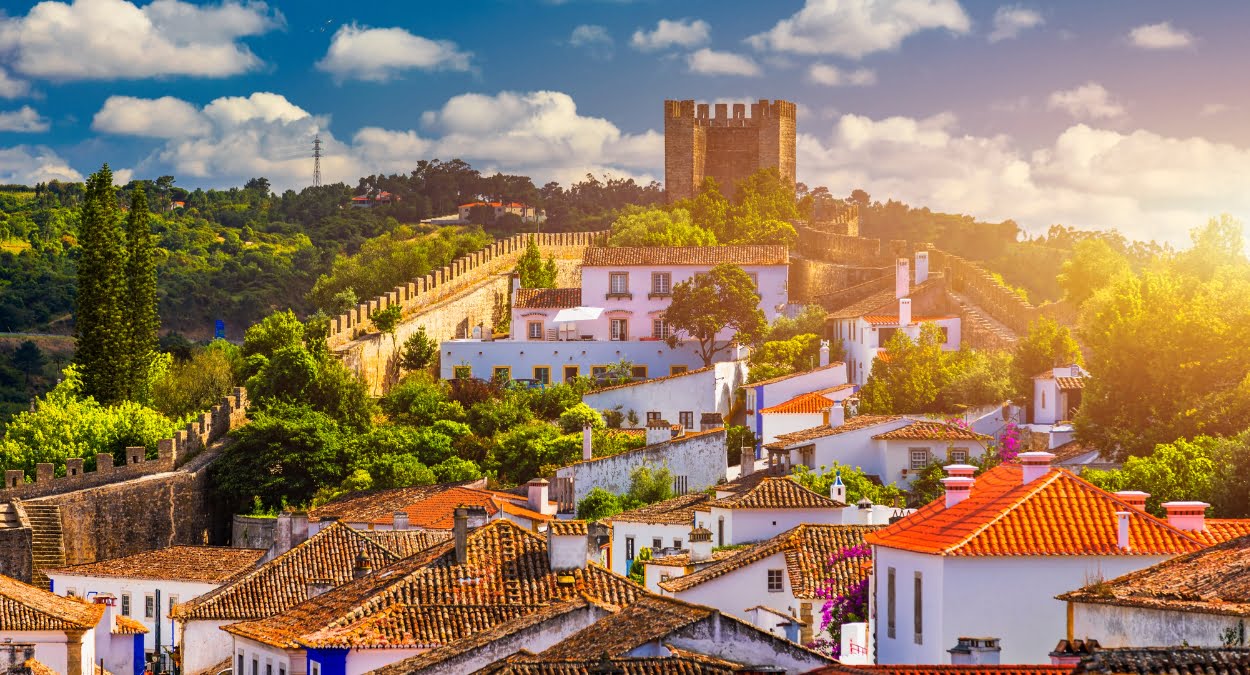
872;421;991;441
460;201;530;209
113;614;149;635
760;390;841;415
864;464;1206;557
46;546;265;583
861;315;958;326
748;362;846;388
586;365;716;394
765;415;903;449
1056;377;1085;390
513;288;583;309
582;245;787;267
315;485;550;529
0;574;104;631
1197;520;1250;546
605;493;711;526
707;477;844;510
814;666;1073;675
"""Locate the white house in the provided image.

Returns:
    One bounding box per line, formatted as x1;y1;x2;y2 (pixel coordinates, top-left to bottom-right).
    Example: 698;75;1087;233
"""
758;384;856;446
456;201;544;223
745;357;851;456
1032;365;1087;427
581;359;747;431
442;244;787;381
604;492;714;575
764;416;991;489
701;476;846;547
0;574;107;675
47;545;265;671
865;452;1210;665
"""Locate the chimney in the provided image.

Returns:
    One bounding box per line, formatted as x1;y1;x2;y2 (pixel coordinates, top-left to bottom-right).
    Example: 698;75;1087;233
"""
819;340;831;367
353;548;373;579
290;511;309;548
1050;639;1100;667
527;479;556;515
582;424;593;460
392;510;409;531
699;412;724;432
915;251;930;285
1114;491;1150;511
945;464;976;478
1162;501;1210;532
828;403;845;428
689;526;713;563
1116;511;1131;551
1018;451;1055;485
949;637;1002;665
898;297;912;327
857;497;875;525
942;477;975;509
547;523;589;571
465;505;490;528
895;258;910;299
830;469;848;504
306;578;335;600
453;506;469;565
645;418;672;446
511;274;520;294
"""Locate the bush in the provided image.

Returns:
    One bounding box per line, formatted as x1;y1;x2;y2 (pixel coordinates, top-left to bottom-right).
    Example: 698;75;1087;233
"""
381;374;466;427
577;487;622;521
400;326;437;372
558;402;605;434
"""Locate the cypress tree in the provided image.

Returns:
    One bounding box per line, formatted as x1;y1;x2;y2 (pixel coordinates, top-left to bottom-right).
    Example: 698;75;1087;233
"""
123;187;158;402
74;165;127;404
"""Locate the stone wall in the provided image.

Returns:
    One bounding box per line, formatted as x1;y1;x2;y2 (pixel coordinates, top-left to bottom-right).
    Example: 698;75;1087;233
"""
796;226;884;266
555;429;727;506
0;518;31;582
663;99;796;202
232;514;278;551
928;248;1040;335
789;259;889;304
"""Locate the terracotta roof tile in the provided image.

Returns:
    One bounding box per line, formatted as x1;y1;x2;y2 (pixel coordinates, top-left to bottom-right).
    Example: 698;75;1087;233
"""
317;485;550;529
24;660;60;675
1056;377;1085;390
748;362;846;388
814;666;1073;675
113;614;149;635
538;595;711;660
548;521;589;536
1197;520;1250;546
659;524;880;598
760;390;839;415
872;421;991;442
1073;647;1250;675
861;315;958;326
0;574;104;631
646;549;741;567
47;546;265;584
308;483;464;523
513;288;583;309
582;245;787;267
863;464;1206;557
826;278;945;321
586;366;716;394
765;415;904;449
476;652;743;674
604;493;711;526
708;476;844;509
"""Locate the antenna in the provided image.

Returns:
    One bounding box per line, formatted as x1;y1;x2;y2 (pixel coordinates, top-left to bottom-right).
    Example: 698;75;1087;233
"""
312;135;323;187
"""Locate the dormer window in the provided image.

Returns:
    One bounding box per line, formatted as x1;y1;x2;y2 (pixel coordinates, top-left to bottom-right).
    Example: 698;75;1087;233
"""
651;272;671;296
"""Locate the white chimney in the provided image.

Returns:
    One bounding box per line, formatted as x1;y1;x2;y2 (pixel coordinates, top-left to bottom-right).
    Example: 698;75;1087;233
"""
942;476;975;509
582;423;593;461
945;464;976;478
1018;451;1055;485
1115;491;1150;511
527;479;557;515
547;523;589;571
819;340;831;367
392;510;409;531
306;579;335;600
645;419;672;446
830;469;848;505
1116;511;1131;551
915;251;930;285
895;258;910;299
828;403;846;428
949;637;1001;666
898;298;912;328
689;526;713;563
1162;501;1210;532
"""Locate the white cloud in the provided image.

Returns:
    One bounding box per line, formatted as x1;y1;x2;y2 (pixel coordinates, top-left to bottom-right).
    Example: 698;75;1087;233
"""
807;63;877;86
569;25;613;59
686;49;761;76
0;106;48;133
92;96;211;138
0;0;281;80
315;24;471;82
1047;82;1125;120
630;18;710;51
1128;22;1193;50
0;69;30;99
988;5;1043;43
800;112;1250;244
1200;103;1234;117
0;146;82;183
748;0;971;58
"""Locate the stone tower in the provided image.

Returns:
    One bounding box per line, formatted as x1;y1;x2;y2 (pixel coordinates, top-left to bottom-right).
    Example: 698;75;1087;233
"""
663;99;797;202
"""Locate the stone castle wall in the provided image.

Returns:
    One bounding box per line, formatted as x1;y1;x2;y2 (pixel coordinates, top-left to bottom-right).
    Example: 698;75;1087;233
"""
788;259;889;304
663;99;797;201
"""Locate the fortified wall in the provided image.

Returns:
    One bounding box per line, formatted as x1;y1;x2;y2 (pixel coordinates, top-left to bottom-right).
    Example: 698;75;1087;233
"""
331;231;607;395
664;99;797;202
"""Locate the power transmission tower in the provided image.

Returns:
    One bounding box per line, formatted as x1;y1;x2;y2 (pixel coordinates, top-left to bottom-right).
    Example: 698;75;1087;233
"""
313;135;323;187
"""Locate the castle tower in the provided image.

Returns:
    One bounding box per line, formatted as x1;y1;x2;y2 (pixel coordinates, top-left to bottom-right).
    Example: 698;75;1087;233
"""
663;99;796;202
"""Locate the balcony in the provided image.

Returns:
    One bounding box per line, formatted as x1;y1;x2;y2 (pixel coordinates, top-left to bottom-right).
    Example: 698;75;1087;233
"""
605;292;633;300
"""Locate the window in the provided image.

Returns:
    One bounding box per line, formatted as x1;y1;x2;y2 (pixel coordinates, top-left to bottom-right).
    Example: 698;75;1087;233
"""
887;568;896;639
651;319;670;339
660;573;671;583
609;272;629;295
492;366;511;381
717;517;725;547
453;365;472;379
767;569;785;593
144;594;155;619
909;449;930;470
748;272;759;288
878;327;897;346
169;595;178;616
266;663;273;675
311;663;320;675
279;667;286;675
1041;390;1047;409
591;365;608;379
938;326;949;342
610;318;628;341
948;448;968;464
237;654;244;675
533;366;550;384
65;587;77;598
563;365;579;382
914;572;924;644
673;538;682;549
527;320;543;340
625;536;635;563
120;593;131;617
669;365;688;376
679;411;694;429
652;537;662;549
252;658;259;675
631;365;648;379
646;411;661;424
651;272;671;295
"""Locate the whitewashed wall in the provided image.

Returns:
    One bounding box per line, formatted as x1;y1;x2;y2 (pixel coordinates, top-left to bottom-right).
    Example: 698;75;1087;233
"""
555;430;727;506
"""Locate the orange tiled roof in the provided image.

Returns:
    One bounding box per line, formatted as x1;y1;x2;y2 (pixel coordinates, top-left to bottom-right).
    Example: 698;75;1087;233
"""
47;545;265;584
113;614;149;635
1056;376;1085;390
765;415;904;449
826;277;945;321
813;666;1073;675
605;493;711;526
582;245;787;267
478;651;745;674
1196;519;1250;546
647;549;741;567
748;362;846;388
761;390;837;415
315;485;550;529
513;288;583;309
24;660;59;675
548;521;589;536
861;314;958;326
707;476;844;509
872;420;991;442
308;483;463;523
586;365;715;394
538;595;712;660
0;574;104;631
659;524;879;598
863;464;1206;557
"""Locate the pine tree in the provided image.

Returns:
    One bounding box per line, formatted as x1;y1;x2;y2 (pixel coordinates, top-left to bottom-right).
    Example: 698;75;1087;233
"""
123;187;159;402
74;164;127;404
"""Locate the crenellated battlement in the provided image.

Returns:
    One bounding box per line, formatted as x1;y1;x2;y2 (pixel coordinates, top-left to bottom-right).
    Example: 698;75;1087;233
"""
664;98;796;202
664;99;797;127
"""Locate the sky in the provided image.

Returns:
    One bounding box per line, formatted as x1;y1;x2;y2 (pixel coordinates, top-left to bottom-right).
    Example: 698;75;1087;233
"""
0;0;1248;244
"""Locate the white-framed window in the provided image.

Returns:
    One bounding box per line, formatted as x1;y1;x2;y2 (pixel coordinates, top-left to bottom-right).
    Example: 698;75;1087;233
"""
237;653;244;675
887;567;896;639
679;411;694;429
625;536;635;563
767;569;785;592
527;320;543;340
1041;390;1047;409
169;595;179;613
652;537;662;549
533;366;550;384
121;593;131;617
144;594;155;619
909;449;930;470
652;319;670;339
949;448;968;464
265;660;273;675
651;272;671;295
673;538;682;549
252;657;259;675
646;412;661;423
610;318;628;341
279;666;286;675
748;272;759;288
311;663;320;675
914;571;924;645
609;272;629;295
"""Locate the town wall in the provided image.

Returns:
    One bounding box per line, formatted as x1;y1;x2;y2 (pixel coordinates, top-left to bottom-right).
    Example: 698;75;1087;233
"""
788;259;889;304
555;429;727;506
663;99;796;201
0;506;32;582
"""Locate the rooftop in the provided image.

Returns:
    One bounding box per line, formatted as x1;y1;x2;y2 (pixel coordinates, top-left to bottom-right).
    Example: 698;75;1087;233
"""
46;545;266;584
312;484;550;529
475;651;745;674
513;288;583;310
112;614;149;635
1056;377;1085;390
872;420;991;442
765;415;904;449
748;361;847;389
826;277;944;321
759;386;853;415
861;314;959;326
537;595;713;660
659;524;880;598
582;244;787;267
308;483;463;523
0;574;103;631
864;464;1206;557
647;549;742;567
816;666;1074;675
604;493;711;526
1072;647;1250;675
586;365;717;394
706;476;844;510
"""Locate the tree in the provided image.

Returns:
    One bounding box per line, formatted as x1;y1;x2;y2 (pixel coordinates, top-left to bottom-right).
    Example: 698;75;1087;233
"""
371;304;401;346
747;333;827;384
1084;436;1221;516
1057;239;1132;307
11;341;45;387
558;402;605;434
150;343;238;420
687;177;729;233
627;546;652;584
664;264;765;367
622;465;674;509
400;326;437;372
1011;318;1082;418
122;187;159;402
857;324;951;414
517;236;557;288
75;164;128;404
722;168;799;246
577;487;622;521
791;464;904;506
607;207;716;247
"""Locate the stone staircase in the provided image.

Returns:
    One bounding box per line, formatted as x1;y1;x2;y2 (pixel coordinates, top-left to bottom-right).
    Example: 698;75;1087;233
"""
24;503;65;588
0;502;19;529
952;292;1020;350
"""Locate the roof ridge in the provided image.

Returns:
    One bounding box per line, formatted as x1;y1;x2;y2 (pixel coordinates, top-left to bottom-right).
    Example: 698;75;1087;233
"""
1060;469;1208;547
940;466;1064;555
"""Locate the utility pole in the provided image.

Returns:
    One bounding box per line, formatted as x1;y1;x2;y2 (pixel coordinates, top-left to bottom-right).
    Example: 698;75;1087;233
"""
313;135;323;187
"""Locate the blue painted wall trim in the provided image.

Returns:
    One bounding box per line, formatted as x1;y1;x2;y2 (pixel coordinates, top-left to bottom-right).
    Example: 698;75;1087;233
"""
306;647;349;675
132;635;144;675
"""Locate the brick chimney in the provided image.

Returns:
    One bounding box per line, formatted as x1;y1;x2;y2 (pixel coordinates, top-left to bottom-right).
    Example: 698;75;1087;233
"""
1050;639;1100;666
1018;451;1055;485
392;510;409;531
895;258;910;299
949;637;1001;665
353;548;372;579
699;413;724;431
689;526;713;563
899;297;912;327
645;418;671;446
1114;491;1149;511
942;476;975;509
1116;511;1131;551
1161;501;1209;532
819;340;830;367
527;479;557;515
582;423;593;461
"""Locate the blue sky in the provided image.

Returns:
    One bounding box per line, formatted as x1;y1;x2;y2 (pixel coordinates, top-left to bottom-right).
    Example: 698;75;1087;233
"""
0;0;1248;243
